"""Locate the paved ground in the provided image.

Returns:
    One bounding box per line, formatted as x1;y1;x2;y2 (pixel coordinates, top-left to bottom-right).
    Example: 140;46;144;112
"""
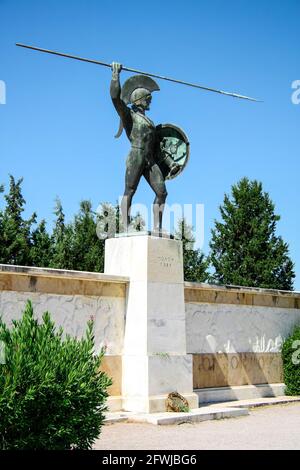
94;402;300;450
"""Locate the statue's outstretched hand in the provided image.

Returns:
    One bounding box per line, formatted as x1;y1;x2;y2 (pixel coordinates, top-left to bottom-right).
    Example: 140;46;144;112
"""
111;62;122;78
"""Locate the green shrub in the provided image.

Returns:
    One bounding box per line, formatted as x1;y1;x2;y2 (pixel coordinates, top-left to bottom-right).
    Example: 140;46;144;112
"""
281;326;300;395
0;300;112;450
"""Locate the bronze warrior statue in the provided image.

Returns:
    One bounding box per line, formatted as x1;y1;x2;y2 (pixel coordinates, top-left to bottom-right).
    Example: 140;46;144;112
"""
15;44;259;234
110;62;182;232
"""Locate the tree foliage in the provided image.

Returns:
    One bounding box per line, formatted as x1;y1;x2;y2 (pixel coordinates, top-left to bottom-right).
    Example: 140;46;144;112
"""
175;218;209;282
0;180;107;272
282;326;300;395
30;220;52;267
0;178;148;273
0;176;295;289
71;200;104;272
49;198;74;270
0;300;111;449
209;178;295;289
0;176;36;266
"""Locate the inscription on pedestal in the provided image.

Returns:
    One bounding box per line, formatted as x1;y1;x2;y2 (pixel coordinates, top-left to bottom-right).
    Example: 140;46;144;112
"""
158;256;175;269
148;239;183;283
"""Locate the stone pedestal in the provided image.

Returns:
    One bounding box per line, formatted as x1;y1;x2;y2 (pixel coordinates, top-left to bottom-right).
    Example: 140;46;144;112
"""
105;234;198;413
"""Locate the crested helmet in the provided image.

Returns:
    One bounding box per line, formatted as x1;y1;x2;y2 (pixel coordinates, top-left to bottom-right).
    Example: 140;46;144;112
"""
114;75;160;138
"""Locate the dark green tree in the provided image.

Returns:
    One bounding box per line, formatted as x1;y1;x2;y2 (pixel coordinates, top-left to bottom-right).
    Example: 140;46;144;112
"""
282;326;300;395
175;218;209;282
71;200;104;272
49;198;74;270
30;220;52;267
210;178;295;290
0;176;36;266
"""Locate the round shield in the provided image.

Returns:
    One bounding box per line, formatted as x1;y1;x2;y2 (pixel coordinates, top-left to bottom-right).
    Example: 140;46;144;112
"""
155;123;190;180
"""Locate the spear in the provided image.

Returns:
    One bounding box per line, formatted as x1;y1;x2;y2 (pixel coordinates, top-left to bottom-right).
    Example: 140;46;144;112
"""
16;42;262;102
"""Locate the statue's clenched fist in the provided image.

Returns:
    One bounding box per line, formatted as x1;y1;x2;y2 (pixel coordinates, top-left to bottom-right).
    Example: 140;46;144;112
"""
111;62;122;78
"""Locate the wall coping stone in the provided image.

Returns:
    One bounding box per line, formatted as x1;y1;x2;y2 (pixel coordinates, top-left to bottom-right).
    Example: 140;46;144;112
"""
184;281;300;298
184;282;300;308
0;264;129;284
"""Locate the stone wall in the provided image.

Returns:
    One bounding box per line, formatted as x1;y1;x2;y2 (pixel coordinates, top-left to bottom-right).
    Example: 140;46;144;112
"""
185;282;300;389
0;264;128;398
1;264;300;405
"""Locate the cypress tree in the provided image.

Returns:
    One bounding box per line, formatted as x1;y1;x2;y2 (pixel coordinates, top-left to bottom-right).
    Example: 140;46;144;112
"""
175;218;209;282
30;220;52;267
0;176;36;265
210;178;295;290
49;198;74;270
71;200;104;272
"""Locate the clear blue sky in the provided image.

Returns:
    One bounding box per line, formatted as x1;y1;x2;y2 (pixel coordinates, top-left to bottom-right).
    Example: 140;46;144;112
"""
0;0;299;289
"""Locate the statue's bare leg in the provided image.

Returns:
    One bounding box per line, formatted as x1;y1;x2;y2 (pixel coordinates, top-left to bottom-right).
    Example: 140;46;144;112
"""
121;150;144;230
144;164;167;232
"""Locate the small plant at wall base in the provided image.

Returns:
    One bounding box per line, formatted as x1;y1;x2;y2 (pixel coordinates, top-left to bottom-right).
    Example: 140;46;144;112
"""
0;300;112;450
282;326;300;395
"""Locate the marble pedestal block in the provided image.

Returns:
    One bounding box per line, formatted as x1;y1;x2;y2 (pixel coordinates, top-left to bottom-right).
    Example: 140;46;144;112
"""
105;235;198;413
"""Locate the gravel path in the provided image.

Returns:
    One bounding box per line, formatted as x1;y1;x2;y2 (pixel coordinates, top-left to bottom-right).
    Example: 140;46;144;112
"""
94;403;300;450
